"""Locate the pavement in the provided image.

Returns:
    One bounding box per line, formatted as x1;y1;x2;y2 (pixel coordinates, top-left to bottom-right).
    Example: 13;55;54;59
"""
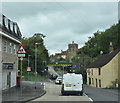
2;81;46;102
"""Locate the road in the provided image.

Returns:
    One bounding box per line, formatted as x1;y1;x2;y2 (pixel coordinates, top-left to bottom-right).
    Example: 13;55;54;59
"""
31;82;92;102
84;85;119;101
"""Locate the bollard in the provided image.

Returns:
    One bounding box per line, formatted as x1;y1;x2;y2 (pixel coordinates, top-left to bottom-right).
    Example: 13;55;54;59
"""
44;83;45;90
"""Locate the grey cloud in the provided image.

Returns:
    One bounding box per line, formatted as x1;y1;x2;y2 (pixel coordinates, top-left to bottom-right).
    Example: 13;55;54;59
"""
2;2;118;54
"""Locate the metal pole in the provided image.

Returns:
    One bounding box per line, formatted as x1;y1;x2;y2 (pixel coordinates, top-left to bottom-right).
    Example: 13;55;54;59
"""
35;44;37;89
82;50;84;84
28;55;30;80
20;58;22;96
62;66;64;76
28;55;30;67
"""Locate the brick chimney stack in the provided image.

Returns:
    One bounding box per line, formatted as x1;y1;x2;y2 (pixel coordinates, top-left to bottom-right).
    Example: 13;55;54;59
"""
109;42;114;53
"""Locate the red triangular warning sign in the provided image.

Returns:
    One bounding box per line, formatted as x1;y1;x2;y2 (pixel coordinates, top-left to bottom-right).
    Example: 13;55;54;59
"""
17;45;26;54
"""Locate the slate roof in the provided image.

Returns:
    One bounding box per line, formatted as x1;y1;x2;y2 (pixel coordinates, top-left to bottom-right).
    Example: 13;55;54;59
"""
87;49;120;68
0;14;22;41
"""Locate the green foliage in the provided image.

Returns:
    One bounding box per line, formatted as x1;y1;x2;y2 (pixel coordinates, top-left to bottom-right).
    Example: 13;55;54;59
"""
77;22;119;59
22;71;44;81
18;33;50;76
71;22;119;79
106;79;118;89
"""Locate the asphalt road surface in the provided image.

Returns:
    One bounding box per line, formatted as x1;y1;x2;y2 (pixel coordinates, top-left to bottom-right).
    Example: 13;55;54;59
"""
31;82;92;102
84;85;119;102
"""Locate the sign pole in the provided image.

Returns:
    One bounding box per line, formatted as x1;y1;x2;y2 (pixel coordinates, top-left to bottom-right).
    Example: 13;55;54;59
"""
17;45;26;96
20;57;23;96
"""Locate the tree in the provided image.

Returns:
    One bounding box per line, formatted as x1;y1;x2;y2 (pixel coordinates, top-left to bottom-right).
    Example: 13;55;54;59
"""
19;33;50;75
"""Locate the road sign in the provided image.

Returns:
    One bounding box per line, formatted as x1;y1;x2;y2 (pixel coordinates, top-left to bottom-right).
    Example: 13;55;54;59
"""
20;57;23;61
27;67;31;71
17;45;26;54
18;54;25;57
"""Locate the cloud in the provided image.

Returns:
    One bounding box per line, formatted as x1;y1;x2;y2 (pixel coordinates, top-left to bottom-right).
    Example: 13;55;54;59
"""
2;2;118;54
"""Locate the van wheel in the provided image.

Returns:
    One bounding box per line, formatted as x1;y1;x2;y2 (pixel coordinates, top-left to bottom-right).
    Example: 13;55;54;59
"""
80;92;83;96
61;93;64;96
61;92;65;96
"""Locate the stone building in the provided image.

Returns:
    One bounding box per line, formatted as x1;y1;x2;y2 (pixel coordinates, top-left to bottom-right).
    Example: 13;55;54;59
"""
0;14;22;90
67;41;78;62
54;41;79;62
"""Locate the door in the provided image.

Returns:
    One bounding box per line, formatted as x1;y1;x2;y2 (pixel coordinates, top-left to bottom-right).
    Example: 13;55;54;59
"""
96;79;98;88
89;77;91;85
64;74;72;91
7;72;11;88
72;75;82;91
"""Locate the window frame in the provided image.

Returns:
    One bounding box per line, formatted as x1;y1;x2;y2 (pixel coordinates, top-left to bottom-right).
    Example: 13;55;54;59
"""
14;44;16;54
9;42;12;54
4;41;7;52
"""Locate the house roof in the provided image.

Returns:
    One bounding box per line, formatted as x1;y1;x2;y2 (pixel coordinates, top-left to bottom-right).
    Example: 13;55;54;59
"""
55;50;69;56
1;14;22;41
61;50;69;55
87;49;120;68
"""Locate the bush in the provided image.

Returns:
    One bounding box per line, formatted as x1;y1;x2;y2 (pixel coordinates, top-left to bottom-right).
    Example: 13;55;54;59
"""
107;79;118;89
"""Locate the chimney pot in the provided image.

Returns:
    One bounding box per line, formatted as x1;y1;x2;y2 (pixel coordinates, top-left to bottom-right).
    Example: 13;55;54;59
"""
109;42;114;53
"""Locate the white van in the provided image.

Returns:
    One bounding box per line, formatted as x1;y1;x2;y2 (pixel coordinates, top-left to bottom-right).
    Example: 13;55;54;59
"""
61;73;83;96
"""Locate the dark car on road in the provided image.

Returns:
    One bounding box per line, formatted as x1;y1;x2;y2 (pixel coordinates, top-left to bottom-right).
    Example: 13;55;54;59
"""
50;74;58;80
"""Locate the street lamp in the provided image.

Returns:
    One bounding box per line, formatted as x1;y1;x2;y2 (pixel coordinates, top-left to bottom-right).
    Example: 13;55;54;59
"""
35;43;41;89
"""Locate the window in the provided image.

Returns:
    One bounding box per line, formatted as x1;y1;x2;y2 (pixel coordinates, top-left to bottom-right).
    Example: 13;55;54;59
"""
9;43;12;54
4;41;7;52
99;79;101;88
92;78;94;85
14;25;17;34
98;68;101;75
0;38;1;51
14;44;16;54
2;63;13;69
5;18;8;29
10;22;13;31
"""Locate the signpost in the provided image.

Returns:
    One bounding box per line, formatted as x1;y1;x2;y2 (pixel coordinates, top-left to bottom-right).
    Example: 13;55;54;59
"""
17;45;26;96
27;67;31;71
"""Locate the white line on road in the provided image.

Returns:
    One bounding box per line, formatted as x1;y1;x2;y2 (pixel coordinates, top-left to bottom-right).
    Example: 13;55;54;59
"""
89;97;93;102
84;93;93;102
83;93;88;97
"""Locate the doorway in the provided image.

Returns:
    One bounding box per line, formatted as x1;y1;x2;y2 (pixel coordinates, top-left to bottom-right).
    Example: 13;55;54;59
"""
96;78;98;88
7;72;11;88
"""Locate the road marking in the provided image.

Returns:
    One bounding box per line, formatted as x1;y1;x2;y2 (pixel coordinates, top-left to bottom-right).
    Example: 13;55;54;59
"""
89;97;93;102
84;93;93;102
83;93;88;97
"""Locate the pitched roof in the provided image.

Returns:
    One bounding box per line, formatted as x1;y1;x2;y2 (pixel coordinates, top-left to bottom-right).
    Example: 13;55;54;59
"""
55;50;69;56
87;49;120;68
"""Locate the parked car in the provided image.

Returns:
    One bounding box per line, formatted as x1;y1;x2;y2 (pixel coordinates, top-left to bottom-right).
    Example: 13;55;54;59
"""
61;73;83;96
55;77;62;84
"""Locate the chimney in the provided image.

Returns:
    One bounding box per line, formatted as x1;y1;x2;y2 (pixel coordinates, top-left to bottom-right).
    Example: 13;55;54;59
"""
109;42;114;53
72;41;74;44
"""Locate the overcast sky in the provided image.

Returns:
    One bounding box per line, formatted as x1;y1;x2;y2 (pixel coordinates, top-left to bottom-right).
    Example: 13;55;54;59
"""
2;2;118;55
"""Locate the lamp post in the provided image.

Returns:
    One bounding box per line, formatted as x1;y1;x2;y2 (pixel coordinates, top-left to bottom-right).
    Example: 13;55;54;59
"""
35;43;41;89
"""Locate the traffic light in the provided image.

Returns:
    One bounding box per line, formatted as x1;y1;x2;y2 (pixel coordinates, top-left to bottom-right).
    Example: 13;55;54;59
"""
68;67;72;73
44;66;48;71
73;67;75;73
